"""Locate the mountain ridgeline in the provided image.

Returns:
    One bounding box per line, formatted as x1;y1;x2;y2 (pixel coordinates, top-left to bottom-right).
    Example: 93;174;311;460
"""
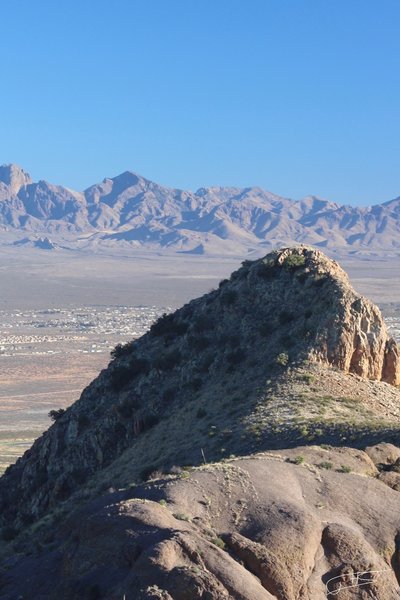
0;246;399;535
0;163;400;255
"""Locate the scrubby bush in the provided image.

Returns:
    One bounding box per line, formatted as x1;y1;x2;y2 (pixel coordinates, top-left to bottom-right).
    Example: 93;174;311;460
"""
276;352;289;366
110;341;135;359
150;313;188;337
338;465;352;473
212;537;226;549
48;408;65;421
318;461;333;470
283;254;306;269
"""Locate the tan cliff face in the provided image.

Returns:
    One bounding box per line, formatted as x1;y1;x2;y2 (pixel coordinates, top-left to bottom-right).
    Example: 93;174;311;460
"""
0;246;399;536
272;247;400;385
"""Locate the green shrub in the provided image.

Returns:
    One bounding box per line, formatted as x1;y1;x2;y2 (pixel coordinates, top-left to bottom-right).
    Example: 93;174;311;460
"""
212;537;226;549
318;461;333;470
283;254;306;269
338;465;352;473
298;373;314;384
276;352;289;366
291;455;305;464
173;513;190;521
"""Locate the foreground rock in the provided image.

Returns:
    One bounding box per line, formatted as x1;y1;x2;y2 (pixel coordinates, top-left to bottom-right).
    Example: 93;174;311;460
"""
2;446;400;599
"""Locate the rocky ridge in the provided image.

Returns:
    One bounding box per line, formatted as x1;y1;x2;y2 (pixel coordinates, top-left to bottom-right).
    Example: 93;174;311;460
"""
1;246;400;599
0;164;400;255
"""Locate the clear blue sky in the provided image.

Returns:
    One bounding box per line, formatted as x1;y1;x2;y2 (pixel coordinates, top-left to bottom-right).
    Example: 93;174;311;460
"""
1;0;400;206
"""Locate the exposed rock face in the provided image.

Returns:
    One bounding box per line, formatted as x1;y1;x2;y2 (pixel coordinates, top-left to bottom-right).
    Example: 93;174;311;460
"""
0;246;399;537
2;447;400;599
275;247;400;384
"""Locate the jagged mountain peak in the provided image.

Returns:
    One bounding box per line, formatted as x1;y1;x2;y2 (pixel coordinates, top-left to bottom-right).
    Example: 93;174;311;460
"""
0;165;399;254
0;163;32;194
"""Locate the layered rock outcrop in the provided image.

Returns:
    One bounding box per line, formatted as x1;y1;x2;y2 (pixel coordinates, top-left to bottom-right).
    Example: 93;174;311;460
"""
2;446;400;599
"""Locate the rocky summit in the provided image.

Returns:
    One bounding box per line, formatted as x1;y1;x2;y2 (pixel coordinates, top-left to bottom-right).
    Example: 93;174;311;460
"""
1;246;400;599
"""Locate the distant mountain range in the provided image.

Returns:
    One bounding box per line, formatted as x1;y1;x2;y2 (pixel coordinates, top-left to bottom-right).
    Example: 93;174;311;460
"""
0;163;399;256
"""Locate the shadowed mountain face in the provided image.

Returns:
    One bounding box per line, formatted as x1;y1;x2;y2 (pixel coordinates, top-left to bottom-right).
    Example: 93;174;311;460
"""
0;164;399;255
1;247;400;598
